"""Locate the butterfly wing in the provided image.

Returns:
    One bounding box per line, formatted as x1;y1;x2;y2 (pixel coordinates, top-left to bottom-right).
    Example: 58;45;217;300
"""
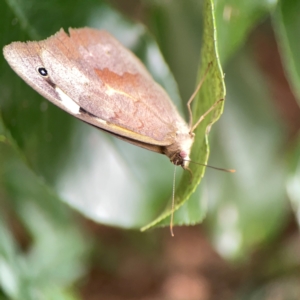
3;28;189;150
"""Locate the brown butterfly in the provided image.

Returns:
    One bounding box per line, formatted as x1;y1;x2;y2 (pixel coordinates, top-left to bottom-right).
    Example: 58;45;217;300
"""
3;28;228;235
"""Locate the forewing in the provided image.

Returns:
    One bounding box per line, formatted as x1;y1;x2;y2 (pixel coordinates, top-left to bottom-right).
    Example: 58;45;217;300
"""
4;28;188;146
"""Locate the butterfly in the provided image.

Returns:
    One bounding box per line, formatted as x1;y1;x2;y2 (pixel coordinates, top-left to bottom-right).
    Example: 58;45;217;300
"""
4;28;229;235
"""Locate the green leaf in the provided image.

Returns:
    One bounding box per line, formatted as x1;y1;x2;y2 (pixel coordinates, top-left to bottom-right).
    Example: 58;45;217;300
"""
142;0;226;231
0;115;89;298
273;0;300;105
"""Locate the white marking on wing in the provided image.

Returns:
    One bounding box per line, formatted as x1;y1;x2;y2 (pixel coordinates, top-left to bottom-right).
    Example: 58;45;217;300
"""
55;87;80;114
106;88;115;96
95;118;107;125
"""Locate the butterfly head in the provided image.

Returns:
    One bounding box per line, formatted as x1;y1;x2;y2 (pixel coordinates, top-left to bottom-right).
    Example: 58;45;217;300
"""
165;131;194;169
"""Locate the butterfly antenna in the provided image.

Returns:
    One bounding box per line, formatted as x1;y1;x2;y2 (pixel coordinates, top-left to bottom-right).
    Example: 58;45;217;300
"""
186;160;236;173
170;165;177;237
187;62;212;129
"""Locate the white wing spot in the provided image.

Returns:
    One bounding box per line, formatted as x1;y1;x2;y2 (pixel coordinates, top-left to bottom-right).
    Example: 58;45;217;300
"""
96;118;107;125
55;87;80;114
106;88;115;96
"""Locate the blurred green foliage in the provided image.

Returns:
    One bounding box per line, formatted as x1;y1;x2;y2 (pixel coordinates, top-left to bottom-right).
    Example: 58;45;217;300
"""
0;0;300;299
